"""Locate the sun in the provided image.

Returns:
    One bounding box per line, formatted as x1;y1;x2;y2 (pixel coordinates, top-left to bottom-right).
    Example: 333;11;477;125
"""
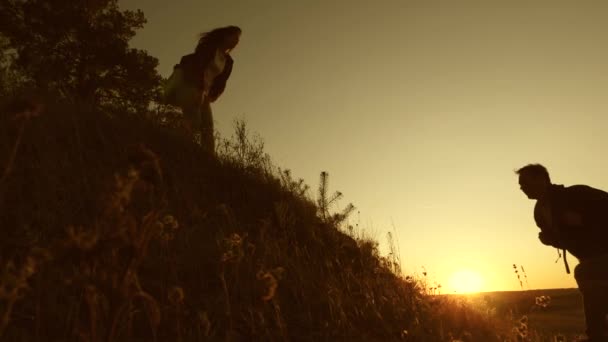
448;269;484;294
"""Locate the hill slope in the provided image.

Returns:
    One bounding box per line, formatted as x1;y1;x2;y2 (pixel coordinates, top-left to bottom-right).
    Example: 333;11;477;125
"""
0;102;501;341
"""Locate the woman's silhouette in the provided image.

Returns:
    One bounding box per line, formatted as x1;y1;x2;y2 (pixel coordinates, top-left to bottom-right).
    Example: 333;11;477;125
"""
164;26;241;152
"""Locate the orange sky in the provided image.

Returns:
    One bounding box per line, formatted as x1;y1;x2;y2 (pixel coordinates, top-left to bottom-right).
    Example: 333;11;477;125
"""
120;0;608;293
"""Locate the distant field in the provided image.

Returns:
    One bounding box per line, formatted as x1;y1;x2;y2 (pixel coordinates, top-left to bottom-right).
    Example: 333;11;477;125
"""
468;288;586;339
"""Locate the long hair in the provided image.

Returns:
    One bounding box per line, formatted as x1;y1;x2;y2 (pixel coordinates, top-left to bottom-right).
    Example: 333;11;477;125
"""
194;26;241;55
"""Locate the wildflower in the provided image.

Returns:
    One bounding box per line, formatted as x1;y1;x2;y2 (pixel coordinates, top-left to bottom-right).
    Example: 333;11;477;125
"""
519;315;528;325
227;233;242;247
535;295;551;308
554;334;566;342
257;267;283;301
257;271;277;301
221;233;245;263
168;286;185;305
162;215;179;230
158;215;179;241
66;225;99;250
198;311;211;336
22;256;36;278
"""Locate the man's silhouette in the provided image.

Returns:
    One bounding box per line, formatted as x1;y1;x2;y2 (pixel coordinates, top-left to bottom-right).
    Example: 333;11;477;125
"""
517;164;608;341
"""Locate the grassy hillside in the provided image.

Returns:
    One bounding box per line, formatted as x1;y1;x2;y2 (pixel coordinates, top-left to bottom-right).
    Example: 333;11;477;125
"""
0;100;536;341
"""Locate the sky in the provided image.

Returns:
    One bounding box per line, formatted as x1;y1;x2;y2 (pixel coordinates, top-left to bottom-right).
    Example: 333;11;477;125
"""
119;0;608;293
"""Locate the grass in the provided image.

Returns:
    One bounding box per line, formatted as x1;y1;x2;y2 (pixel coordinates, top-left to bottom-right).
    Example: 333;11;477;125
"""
470;288;585;340
0;98;589;341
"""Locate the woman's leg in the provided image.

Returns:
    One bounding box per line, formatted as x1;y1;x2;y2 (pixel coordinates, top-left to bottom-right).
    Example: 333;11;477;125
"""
162;67;182;106
200;98;214;153
175;85;203;136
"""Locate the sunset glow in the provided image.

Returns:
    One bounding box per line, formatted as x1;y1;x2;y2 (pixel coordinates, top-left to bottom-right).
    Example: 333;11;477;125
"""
448;270;484;294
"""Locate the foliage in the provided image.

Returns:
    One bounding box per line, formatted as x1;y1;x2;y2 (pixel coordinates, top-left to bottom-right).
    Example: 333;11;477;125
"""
0;0;161;113
316;171;355;227
0;35;20;97
216;119;272;175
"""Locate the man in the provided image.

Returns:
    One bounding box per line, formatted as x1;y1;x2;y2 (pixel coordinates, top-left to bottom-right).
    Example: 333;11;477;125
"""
517;164;608;341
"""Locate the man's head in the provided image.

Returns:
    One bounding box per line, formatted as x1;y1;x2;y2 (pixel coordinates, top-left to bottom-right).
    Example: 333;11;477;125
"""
516;164;551;200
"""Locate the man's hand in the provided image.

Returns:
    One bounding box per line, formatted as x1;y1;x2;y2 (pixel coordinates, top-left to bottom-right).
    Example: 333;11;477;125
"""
538;231;565;248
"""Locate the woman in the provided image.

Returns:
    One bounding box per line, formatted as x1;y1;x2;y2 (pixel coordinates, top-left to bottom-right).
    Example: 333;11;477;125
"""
164;26;241;152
